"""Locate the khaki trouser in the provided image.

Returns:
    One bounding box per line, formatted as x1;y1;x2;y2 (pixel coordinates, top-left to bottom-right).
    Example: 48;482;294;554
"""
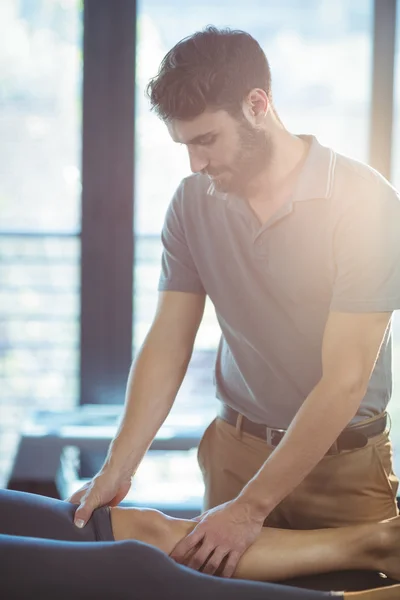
197;416;399;529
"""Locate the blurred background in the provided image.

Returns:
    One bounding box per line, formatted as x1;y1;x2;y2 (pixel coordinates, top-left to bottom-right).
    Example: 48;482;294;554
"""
0;0;399;515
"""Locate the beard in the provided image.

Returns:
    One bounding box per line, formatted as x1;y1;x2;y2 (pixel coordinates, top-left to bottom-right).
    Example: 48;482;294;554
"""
207;118;273;197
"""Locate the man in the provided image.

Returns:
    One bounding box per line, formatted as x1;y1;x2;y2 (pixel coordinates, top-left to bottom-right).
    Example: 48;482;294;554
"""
69;26;400;579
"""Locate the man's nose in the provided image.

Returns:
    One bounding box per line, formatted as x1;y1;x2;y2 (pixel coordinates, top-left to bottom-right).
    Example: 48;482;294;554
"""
188;147;208;174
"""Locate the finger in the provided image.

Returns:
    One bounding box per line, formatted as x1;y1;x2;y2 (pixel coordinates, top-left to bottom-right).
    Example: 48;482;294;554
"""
73;492;100;528
180;540;202;565
170;531;205;562
192;510;207;523
185;543;215;571
220;551;241;579
65;488;86;504
201;548;229;576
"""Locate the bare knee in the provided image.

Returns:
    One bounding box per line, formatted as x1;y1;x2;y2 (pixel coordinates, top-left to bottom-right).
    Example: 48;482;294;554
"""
110;506;177;553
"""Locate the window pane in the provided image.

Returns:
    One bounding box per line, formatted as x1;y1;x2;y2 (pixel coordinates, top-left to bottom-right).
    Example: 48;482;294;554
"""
0;235;80;408
0;1;82;482
134;0;373;397
133;1;374;500
393;1;400;192
389;0;400;474
0;0;82;232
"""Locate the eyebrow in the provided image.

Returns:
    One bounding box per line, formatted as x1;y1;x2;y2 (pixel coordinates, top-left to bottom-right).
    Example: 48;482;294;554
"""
180;131;217;145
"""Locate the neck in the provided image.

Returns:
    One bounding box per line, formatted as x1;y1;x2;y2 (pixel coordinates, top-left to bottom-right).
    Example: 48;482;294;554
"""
246;128;308;202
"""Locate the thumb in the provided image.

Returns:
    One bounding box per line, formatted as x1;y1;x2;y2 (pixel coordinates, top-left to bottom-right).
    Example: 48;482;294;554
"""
74;495;98;528
193;510;208;522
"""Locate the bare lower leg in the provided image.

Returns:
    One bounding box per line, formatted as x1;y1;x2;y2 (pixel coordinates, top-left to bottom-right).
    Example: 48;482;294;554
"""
232;521;394;582
110;507;400;583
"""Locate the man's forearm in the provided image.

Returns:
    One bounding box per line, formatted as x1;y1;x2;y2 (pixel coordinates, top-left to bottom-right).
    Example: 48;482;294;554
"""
104;330;192;477
239;379;365;517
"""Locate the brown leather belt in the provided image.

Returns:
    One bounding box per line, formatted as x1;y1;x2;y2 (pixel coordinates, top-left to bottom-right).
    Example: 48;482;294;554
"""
218;404;388;455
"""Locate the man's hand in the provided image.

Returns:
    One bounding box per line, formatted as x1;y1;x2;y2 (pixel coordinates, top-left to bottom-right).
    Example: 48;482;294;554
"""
66;469;132;528
169;498;265;578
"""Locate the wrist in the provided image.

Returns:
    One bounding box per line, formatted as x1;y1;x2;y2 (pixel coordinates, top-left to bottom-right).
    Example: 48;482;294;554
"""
105;436;142;477
237;484;275;521
102;452;135;481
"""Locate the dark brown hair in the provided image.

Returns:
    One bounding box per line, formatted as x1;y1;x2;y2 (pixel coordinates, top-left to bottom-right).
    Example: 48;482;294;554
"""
146;26;274;121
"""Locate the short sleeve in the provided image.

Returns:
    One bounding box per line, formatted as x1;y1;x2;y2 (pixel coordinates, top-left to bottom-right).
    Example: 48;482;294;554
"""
158;182;206;295
330;183;400;313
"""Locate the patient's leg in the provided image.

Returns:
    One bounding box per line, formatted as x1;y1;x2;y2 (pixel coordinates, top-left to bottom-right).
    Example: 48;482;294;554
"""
0;533;338;600
1;490;337;599
0;488;113;542
1;488;399;590
110;507;400;583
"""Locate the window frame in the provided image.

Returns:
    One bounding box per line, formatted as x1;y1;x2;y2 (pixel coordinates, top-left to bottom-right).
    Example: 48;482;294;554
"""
80;0;136;405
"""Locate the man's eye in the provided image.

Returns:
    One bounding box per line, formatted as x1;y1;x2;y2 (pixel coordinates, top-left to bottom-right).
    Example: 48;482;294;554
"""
198;136;216;146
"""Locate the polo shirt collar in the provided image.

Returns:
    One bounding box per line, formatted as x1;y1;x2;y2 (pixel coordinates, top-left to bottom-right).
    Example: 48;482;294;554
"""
291;135;336;203
206;134;336;203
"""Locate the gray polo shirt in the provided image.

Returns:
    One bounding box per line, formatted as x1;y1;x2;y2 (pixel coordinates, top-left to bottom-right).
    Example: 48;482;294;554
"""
158;135;400;427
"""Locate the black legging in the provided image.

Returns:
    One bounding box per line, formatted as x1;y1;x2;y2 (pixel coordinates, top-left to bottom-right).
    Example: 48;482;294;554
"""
0;489;341;599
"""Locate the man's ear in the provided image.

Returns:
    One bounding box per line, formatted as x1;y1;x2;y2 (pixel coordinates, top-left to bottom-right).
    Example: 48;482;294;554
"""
242;89;268;124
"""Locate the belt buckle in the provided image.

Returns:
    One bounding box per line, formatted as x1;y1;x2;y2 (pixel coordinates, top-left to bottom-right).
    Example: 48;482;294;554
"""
266;427;286;446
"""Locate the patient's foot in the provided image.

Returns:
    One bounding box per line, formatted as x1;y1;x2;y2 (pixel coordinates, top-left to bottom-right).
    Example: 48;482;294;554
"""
371;516;400;581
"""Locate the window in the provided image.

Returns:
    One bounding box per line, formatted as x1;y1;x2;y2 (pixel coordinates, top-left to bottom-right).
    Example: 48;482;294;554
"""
389;0;400;473
133;0;374;501
3;0;397;505
0;0;82;480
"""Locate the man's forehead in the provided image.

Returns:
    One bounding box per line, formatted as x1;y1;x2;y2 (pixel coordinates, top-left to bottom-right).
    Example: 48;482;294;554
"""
167;110;230;143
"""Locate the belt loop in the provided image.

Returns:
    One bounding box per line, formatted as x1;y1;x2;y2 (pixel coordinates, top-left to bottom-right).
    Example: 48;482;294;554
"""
235;413;244;440
328;439;339;455
387;412;392;435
